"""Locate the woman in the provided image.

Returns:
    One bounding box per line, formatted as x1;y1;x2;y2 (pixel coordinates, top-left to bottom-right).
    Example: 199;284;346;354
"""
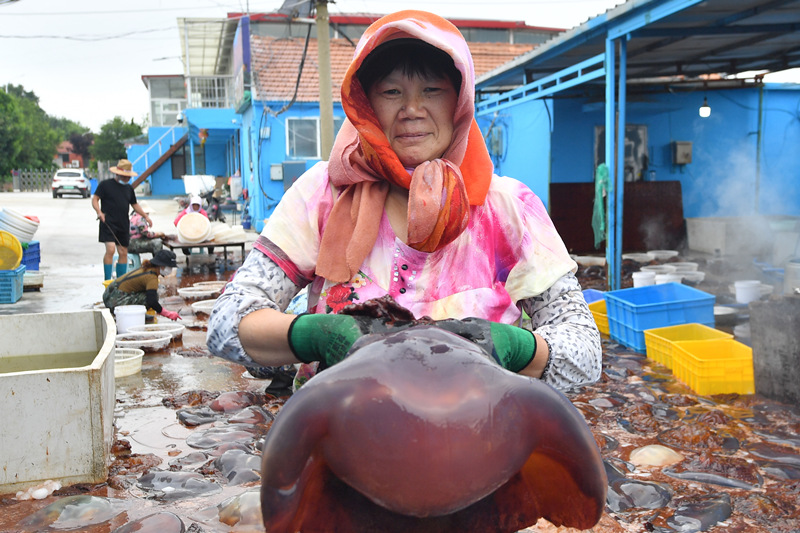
174;195;208;226
208;10;601;390
103;249;181;321
128;202;165;254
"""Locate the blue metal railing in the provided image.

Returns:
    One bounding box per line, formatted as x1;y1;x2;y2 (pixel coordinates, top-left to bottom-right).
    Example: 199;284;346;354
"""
476;54;605;117
131;125;187;171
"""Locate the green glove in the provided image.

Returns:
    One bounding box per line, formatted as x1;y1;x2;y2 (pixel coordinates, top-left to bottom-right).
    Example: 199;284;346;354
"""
434;318;537;372
287;313;413;368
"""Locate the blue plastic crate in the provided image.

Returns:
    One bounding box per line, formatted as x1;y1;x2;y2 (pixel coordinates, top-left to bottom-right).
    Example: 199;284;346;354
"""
604;283;715;352
0;265;26;304
22;241;40;271
22;256;39;271
582;288;605;304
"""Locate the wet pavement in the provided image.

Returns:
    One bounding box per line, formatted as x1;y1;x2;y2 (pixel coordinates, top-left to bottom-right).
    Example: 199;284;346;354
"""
0;192;257;316
1;192;799;532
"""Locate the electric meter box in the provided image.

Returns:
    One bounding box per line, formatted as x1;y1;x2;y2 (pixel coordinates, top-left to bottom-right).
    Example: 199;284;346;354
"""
672;141;692;165
281;161;307;191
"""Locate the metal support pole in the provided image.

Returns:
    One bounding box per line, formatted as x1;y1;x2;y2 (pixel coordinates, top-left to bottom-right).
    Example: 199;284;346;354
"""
183;19;193;108
755;85;763;214
604;38;618;290
316;1;335;160
614;37;627;291
189;138;196;175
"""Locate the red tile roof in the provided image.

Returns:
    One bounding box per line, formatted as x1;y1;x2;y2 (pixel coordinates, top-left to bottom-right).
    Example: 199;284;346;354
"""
251;36;535;103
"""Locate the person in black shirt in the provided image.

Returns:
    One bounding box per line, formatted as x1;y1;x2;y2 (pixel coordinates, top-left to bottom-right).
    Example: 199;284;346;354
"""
91;159;152;280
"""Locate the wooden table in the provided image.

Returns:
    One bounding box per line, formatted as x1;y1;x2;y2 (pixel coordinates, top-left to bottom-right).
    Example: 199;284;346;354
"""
163;238;246;267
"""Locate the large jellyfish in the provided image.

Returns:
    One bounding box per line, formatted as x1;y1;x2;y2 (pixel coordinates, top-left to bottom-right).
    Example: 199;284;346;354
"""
260;325;607;533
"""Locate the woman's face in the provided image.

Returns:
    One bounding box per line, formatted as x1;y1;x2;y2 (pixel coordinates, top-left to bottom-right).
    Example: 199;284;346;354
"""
367;68;457;167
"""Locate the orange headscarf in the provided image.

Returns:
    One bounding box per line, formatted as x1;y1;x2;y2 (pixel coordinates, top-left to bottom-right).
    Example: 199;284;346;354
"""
316;10;494;283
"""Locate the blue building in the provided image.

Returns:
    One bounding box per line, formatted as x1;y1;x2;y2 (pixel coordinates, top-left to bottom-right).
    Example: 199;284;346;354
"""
127;3;800;290
128;12;559;229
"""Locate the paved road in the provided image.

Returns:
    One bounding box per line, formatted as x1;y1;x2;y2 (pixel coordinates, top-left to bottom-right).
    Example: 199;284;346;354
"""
0;192;253;315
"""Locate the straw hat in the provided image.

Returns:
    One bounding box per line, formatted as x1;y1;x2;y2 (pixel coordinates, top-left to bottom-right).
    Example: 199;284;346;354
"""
110;159;138;177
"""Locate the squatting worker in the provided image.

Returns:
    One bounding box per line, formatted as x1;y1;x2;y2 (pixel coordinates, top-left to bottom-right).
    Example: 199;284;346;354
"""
207;10;602;391
92;159;151;281
103;249;181;322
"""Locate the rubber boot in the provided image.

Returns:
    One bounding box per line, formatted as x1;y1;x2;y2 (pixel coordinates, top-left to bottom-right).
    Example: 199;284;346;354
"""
104;263;113;281
264;370;295;398
116;263;128;278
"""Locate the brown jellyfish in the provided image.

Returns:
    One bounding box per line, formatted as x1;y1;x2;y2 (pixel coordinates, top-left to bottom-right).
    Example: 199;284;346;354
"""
260;326;607;533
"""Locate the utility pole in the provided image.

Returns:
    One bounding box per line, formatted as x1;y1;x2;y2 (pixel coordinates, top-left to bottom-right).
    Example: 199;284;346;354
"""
316;0;334;160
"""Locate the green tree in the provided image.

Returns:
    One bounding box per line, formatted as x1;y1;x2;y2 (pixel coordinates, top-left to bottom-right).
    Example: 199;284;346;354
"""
49;115;89;140
91;117;142;163
2;85;59;171
0;89;25;180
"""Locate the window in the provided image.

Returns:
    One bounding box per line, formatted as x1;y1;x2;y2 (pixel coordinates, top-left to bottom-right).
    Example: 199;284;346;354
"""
286;116;347;159
151;100;185;127
150;77;186;99
172;143;206;178
594;125;649;182
287;117;319;158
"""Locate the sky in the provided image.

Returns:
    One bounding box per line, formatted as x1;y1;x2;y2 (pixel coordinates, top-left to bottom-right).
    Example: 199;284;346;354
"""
2;0;798;133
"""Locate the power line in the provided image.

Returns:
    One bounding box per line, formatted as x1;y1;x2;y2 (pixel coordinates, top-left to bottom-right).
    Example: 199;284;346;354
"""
0;27;176;41
0;2;272;16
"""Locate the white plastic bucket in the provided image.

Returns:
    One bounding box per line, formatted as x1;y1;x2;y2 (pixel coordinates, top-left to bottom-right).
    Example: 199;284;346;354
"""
632;271;656;287
640;264;677;274
784;259;800;295
115;305;146;333
655;273;683;285
735;280;761;303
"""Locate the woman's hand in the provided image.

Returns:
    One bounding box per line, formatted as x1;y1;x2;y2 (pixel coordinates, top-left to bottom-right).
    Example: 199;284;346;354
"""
288;314;414;368
433;318;538;373
160;309;181;321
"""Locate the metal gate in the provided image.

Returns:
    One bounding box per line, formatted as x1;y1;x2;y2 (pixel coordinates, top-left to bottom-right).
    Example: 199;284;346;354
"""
11;169;55;192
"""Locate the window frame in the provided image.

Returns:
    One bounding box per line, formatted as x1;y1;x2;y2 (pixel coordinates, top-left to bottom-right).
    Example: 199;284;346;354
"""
286;116;320;159
284;116;347;159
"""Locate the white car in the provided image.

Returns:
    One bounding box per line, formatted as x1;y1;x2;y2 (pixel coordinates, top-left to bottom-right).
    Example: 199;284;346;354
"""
52;168;92;198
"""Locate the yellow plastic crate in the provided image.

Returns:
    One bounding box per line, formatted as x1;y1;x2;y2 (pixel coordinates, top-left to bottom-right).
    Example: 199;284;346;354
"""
589;300;609;336
672;339;754;395
644;323;733;369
